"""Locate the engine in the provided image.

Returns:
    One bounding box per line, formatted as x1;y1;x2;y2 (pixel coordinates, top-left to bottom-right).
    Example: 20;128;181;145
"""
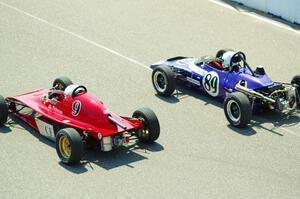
236;81;298;113
101;133;128;151
256;83;298;112
256;82;284;94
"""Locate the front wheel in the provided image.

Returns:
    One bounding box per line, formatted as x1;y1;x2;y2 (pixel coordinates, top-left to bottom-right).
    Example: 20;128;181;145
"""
152;65;176;97
224;92;252;128
56;128;83;165
0;95;8;126
132;108;160;143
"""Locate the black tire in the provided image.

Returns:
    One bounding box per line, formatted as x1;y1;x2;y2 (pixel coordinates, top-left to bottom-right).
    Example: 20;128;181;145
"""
152;65;176;97
291;75;300;105
0;95;8;126
56;128;83;165
53;76;73;91
132;108;160;143
216;48;234;58
224;92;252;128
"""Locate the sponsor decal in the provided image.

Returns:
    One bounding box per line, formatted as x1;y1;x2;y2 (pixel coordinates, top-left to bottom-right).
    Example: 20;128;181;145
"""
202;71;219;97
189;64;206;76
72;100;81;116
48;105;63;114
187;77;201;86
45;125;54;138
35;118;55;141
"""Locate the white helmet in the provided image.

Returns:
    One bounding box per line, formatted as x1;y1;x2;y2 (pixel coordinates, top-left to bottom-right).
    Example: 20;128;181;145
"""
64;84;79;96
222;51;244;69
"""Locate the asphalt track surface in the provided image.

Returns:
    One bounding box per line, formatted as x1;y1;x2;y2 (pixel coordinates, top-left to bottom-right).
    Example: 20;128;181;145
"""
0;1;299;198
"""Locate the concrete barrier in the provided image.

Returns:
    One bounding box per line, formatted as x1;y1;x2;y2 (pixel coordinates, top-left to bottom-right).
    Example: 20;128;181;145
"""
233;0;300;24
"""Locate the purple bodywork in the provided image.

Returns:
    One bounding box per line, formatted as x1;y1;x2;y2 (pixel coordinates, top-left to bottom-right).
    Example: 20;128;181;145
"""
150;56;273;99
151;54;299;127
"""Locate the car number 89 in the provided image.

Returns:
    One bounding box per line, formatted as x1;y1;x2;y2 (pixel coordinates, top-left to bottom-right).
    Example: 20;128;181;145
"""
202;71;219;97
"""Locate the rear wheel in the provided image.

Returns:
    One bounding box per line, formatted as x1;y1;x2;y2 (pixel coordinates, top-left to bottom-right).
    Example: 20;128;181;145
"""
53;76;73;91
224;92;252;128
56;128;83;165
0;95;8;126
132;108;160;143
291;75;300;106
152;65;176;97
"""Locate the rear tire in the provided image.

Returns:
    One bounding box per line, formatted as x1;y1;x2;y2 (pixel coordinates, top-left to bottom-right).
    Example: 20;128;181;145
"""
53;76;73;91
224;92;252;128
56;128;83;165
132;108;160;143
152;66;176;97
291;75;300;106
0;95;8;126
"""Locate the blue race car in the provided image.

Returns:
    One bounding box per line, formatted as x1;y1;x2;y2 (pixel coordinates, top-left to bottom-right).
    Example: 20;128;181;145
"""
150;49;300;128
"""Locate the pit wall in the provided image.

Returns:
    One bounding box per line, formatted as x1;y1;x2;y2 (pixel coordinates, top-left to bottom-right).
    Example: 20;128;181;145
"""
232;0;300;24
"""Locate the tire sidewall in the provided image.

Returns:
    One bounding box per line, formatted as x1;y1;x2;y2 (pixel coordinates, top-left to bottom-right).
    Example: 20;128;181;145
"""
56;128;83;165
292;75;300;104
133;108;160;143
0;95;8;125
152;66;176;97
224;92;251;128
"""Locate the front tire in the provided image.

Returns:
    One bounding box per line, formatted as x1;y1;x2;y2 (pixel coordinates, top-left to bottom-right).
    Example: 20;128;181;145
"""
56;128;83;165
224;92;252;128
0;95;8;126
152;65;176;97
132;108;160;143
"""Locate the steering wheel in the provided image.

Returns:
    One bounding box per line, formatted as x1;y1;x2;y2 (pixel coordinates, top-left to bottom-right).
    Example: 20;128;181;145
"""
229;52;246;72
72;85;87;98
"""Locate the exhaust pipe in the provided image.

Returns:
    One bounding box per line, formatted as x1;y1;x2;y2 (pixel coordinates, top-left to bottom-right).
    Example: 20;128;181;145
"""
235;83;276;103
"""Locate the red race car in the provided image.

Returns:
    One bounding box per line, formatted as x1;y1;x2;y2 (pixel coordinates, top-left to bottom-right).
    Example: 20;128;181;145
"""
0;77;160;165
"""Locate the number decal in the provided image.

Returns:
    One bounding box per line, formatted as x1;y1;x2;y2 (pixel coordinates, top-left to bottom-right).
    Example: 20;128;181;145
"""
45;126;54;138
72;100;81;116
202;71;219;97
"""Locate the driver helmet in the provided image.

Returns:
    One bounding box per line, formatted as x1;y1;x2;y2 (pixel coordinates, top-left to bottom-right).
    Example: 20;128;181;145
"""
64;84;79;97
222;51;242;68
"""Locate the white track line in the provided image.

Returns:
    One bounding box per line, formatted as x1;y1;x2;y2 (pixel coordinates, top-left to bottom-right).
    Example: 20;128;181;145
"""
0;1;150;70
279;127;300;138
1;1;299;138
209;0;300;35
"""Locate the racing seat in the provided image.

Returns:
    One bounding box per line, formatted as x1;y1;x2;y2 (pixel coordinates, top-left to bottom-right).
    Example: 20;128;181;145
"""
208;61;223;70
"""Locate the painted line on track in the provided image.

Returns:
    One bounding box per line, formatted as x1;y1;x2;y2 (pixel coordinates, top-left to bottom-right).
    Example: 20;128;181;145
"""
279;126;300;138
1;1;299;138
0;1;150;71
208;0;300;36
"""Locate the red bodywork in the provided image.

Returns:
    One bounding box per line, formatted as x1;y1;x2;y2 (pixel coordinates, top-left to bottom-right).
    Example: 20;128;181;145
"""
7;89;142;140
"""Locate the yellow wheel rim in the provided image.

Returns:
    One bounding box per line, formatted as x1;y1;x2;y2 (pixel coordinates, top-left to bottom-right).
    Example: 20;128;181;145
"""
138;117;149;139
59;135;71;159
